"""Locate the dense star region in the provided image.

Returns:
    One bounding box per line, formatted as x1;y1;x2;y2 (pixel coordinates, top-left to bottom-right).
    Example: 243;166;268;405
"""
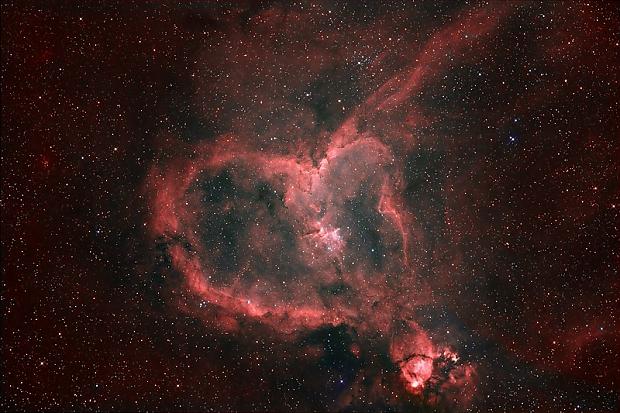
2;1;619;412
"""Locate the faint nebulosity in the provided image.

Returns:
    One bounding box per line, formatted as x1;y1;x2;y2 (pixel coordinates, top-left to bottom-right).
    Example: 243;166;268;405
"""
2;1;619;412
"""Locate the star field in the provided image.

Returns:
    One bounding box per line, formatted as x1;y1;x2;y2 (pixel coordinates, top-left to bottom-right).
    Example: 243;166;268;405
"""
2;1;619;412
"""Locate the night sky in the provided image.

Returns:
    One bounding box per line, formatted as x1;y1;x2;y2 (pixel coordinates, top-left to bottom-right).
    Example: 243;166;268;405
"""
2;1;619;412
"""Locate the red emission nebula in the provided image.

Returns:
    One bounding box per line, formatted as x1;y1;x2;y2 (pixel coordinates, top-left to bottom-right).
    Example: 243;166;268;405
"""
149;114;475;400
146;11;495;395
142;2;618;410
2;1;620;412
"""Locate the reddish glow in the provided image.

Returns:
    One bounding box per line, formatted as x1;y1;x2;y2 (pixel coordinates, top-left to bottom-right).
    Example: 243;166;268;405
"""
140;3;517;406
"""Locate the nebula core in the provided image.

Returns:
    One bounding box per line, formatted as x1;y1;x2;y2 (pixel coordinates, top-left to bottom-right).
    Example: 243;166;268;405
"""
2;1;620;412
